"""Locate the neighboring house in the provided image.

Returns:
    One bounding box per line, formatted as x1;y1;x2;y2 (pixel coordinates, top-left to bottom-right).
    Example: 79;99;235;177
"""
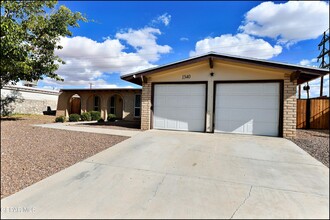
56;88;142;121
121;52;328;138
1;85;59;115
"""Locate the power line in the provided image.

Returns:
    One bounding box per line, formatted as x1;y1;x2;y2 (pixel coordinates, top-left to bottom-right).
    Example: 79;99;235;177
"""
317;29;330;96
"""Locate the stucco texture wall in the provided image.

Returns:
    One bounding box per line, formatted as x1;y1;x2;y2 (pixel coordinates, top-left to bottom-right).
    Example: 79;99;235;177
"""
56;89;141;121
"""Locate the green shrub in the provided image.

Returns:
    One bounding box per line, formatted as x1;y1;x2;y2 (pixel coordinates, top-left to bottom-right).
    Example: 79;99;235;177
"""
97;118;105;123
80;112;91;121
107;114;116;122
69;114;80;122
89;111;101;121
55;116;66;123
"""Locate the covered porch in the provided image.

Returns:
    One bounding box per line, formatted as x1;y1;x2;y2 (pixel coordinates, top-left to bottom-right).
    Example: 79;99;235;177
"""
56;88;142;121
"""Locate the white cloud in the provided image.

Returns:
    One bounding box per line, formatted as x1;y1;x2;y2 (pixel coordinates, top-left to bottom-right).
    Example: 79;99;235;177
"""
180;37;189;41
299;59;311;66
45;27;171;88
299;75;329;98
16;81;23;86
41;85;60;91
152;13;171;26
89;84;119;89
88;84;134;89
189;33;282;59
116;27;171;62
299;58;319;67
239;1;329;45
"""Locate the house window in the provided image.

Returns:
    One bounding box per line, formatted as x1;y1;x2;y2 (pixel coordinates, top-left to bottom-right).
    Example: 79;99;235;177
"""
94;96;100;111
134;94;141;117
110;96;116;114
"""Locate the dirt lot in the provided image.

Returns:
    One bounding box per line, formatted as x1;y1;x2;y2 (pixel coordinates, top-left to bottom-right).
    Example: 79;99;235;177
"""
1;115;128;199
288;129;329;168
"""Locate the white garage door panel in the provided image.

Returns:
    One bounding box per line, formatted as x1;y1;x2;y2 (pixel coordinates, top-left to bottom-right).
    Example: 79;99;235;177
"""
217;108;279;122
154;84;205;131
215;83;280;136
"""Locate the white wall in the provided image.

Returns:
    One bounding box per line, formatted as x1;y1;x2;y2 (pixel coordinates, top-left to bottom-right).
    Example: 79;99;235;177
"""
1;86;59;115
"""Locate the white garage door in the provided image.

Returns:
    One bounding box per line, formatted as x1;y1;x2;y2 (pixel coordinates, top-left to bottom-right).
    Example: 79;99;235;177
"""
215;83;280;136
153;84;206;131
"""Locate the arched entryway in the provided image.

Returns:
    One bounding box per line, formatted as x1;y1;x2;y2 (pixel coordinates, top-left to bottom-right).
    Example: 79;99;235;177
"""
108;94;123;119
69;94;81;115
87;95;101;112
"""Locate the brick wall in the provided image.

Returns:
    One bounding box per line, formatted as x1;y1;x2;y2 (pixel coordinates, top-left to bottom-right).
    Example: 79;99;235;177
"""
283;73;297;138
141;82;152;130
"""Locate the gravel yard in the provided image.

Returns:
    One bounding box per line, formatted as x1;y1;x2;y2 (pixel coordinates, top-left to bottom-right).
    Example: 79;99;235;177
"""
1;115;128;199
288;129;329;167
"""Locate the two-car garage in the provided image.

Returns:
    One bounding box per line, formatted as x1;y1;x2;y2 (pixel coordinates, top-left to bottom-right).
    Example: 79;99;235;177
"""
122;53;328;138
152;81;281;137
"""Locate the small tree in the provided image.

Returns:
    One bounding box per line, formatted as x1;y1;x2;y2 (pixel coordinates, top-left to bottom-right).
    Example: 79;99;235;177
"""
0;0;86;88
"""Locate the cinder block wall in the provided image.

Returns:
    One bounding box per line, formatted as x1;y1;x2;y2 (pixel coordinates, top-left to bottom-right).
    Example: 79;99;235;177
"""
1;86;58;115
283;73;297;138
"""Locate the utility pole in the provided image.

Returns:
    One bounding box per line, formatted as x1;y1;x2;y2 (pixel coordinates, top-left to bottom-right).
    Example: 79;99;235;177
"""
317;29;329;97
89;83;93;89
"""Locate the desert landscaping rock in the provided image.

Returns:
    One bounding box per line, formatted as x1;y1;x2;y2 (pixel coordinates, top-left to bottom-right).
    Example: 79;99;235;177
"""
1;115;128;199
288;129;329;168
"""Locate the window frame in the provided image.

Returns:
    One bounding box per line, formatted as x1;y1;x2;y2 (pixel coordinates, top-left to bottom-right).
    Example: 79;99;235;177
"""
93;96;100;111
109;96;116;114
134;94;141;118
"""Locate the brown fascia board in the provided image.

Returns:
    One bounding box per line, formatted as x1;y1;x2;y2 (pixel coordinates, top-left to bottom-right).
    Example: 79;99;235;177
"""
212;55;328;76
59;88;142;92
121;53;329;85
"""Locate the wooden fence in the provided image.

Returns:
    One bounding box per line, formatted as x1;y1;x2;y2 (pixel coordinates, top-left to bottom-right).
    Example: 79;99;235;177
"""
296;98;329;129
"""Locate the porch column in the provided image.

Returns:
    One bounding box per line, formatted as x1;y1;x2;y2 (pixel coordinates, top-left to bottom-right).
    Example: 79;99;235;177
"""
80;95;88;113
101;95;108;120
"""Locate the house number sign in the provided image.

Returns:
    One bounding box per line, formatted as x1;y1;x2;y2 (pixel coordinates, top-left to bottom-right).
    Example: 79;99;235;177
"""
182;74;191;79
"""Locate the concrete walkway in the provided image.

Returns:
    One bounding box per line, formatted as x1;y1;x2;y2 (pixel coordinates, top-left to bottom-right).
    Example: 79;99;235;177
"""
33;122;141;137
1;130;329;219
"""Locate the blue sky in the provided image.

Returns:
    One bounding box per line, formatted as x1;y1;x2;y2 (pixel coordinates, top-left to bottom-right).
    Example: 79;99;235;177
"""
36;1;329;98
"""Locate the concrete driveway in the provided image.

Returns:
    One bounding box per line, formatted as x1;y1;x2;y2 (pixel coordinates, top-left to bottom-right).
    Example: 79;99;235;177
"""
1;130;329;219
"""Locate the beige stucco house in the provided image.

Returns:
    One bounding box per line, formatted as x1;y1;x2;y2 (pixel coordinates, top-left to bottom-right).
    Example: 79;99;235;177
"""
120;52;328;138
56;88;142;121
